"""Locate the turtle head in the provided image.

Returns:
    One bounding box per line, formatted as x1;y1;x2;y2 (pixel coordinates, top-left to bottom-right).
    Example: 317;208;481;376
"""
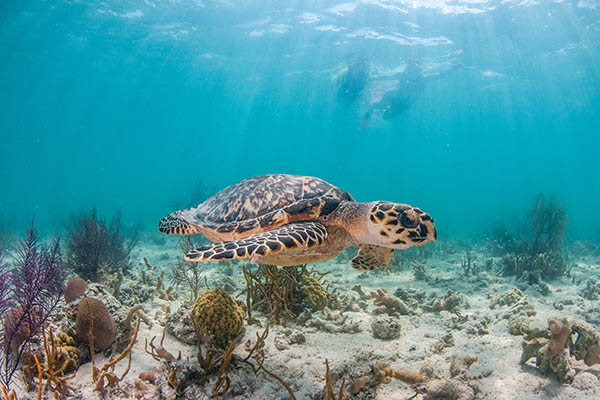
158;210;202;235
364;201;436;249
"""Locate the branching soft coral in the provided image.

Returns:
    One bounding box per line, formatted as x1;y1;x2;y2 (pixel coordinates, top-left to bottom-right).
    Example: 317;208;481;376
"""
65;208;136;281
528;194;567;254
0;222;65;388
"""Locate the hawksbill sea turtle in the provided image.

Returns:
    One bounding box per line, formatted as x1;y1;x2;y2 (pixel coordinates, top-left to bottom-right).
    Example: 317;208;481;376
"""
158;174;437;270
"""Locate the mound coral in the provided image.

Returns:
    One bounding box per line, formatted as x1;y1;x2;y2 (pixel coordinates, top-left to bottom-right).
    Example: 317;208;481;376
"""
3;306;37;355
64;276;88;303
191;287;245;347
301;275;327;311
75;298;117;351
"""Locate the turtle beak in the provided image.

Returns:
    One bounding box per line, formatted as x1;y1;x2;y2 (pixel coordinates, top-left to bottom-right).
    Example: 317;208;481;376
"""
421;216;437;243
429;225;437;242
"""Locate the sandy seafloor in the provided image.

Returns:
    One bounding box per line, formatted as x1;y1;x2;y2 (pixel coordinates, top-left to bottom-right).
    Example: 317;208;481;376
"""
12;238;600;400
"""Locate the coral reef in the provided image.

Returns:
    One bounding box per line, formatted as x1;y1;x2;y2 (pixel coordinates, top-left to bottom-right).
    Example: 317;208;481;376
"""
76;297;117;351
65;208;136;281
191;287;245;347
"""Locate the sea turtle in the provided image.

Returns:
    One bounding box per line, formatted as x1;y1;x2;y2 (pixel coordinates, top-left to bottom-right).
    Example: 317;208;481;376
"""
158;174;436;270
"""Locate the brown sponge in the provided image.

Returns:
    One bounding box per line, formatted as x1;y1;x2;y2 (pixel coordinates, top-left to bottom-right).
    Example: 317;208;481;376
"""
544;318;571;359
76;298;117;351
64;276;88;303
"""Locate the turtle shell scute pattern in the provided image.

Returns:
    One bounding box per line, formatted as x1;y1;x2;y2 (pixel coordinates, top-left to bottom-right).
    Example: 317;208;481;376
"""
192;174;353;236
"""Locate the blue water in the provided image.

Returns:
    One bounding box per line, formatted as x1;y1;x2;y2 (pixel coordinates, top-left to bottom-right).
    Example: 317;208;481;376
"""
1;0;599;241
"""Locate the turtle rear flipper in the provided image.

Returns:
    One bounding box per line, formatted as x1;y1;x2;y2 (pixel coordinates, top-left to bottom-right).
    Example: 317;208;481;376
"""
158;210;201;235
186;222;328;262
351;245;395;270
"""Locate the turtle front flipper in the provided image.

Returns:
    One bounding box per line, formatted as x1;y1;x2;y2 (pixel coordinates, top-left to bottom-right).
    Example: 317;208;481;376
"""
186;222;328;263
351;245;395;270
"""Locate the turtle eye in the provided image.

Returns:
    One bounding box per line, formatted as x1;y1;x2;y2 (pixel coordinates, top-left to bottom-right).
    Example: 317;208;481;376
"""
399;210;418;228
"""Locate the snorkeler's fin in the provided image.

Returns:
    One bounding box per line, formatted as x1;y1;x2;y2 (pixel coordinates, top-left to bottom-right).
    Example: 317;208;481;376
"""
351;245;395;270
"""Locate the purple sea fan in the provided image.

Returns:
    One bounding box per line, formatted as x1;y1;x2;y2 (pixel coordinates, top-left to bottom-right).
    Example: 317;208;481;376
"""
0;223;65;388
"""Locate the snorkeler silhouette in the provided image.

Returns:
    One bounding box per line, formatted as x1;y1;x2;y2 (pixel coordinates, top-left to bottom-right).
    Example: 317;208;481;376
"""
334;58;369;104
361;60;462;127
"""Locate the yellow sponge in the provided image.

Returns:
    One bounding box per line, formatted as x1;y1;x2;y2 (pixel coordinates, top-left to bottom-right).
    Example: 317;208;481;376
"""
191;287;245;347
